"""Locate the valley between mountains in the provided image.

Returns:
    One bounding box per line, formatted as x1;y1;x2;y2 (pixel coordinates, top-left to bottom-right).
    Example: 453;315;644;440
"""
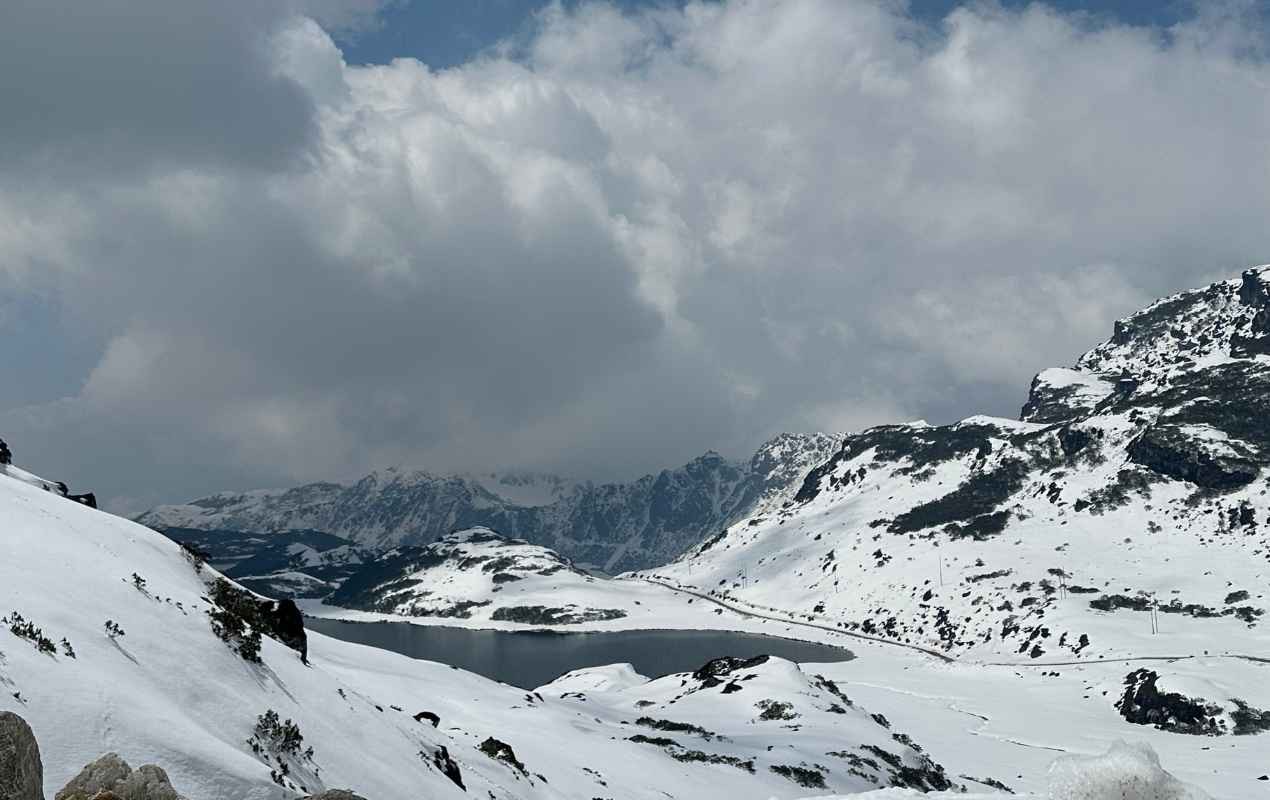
5;267;1270;799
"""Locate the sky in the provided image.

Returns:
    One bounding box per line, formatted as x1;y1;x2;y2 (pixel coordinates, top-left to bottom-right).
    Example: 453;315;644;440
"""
3;0;1269;514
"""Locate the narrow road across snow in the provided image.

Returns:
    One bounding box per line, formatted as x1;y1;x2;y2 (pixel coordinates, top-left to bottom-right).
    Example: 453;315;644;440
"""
640;577;956;663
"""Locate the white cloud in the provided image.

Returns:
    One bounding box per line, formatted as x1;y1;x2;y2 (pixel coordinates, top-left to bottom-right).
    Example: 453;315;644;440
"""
3;0;1270;509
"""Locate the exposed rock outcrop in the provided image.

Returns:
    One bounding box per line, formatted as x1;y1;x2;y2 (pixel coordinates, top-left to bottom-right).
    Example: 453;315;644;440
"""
0;711;43;800
55;754;181;800
1115;670;1224;736
1127;425;1260;489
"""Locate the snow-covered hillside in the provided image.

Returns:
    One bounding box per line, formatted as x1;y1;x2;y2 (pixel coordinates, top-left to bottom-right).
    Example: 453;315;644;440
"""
648;267;1270;666
136;434;840;572
1;459;995;800
162;527;372;599
327;527;634;624
307;526;802;632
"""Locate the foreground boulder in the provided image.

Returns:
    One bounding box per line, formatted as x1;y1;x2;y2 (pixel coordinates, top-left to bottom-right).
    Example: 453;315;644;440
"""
0;711;43;800
55;754;181;800
304;792;368;800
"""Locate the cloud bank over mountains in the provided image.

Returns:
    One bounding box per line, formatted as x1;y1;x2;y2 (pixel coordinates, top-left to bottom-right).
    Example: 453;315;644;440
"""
3;0;1269;511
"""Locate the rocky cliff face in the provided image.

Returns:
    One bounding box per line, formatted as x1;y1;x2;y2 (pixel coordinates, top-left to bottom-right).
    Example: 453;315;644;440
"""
655;266;1270;662
137;434;839;573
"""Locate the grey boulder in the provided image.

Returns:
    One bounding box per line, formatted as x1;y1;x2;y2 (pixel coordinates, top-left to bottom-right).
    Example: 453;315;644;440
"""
0;711;44;800
55;754;180;800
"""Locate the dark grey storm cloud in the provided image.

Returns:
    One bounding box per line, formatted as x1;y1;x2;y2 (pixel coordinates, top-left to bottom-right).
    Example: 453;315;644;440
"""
3;0;1270;513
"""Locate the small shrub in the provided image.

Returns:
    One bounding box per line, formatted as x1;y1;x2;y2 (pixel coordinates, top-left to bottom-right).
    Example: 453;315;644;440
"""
251;709;313;759
104;620;126;639
755;699;798;721
60;638;76;658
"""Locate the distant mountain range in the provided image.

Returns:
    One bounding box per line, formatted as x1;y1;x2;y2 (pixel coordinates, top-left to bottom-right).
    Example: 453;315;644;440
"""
137;433;839;573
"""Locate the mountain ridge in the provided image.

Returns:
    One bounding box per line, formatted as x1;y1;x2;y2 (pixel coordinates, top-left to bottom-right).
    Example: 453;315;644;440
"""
648;265;1270;666
137;433;840;573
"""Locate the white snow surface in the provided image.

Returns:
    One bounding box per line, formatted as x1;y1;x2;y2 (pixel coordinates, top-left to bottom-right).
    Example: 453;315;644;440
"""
0;465;988;799
824;741;1210;799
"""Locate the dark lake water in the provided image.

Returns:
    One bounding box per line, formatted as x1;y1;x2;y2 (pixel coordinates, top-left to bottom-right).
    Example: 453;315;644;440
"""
306;618;854;689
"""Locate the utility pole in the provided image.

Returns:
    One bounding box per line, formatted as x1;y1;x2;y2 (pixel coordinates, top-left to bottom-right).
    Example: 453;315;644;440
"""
936;540;943;587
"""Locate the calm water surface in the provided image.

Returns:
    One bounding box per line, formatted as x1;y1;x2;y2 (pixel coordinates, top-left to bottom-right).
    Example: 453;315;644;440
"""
306;618;854;689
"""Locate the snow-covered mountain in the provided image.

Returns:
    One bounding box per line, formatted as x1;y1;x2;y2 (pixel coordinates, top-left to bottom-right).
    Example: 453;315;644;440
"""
161;527;374;599
0;460;991;799
327;527;631;624
137;434;840;573
647;267;1270;669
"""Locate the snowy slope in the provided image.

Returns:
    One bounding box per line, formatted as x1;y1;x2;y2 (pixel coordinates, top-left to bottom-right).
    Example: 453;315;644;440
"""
0;468;517;800
326;527;635;623
161;527;373;599
1;461;986;800
648;267;1270;667
307;526;803;632
136;434;840;572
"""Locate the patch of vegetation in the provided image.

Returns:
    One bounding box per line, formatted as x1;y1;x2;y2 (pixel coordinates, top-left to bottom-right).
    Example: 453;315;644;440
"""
635;717;718;740
401;599;492;619
756;699;798;721
888;460;1028;537
3;612;56;654
490;605;626;625
251;709;313;760
104;619;126;639
1074;468;1156;514
206;578;308;662
628;734;679;747
769;764;826;788
1090;594;1261;624
795;423;1001;504
945;510;1012;540
627;734;754;772
208;582;264;663
670;749;754;772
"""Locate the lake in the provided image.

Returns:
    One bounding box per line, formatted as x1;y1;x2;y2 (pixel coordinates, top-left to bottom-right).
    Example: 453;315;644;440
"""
306;618;854;689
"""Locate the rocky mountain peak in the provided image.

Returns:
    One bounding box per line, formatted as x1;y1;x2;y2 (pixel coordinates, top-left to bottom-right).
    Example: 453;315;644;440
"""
1075;265;1270;384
